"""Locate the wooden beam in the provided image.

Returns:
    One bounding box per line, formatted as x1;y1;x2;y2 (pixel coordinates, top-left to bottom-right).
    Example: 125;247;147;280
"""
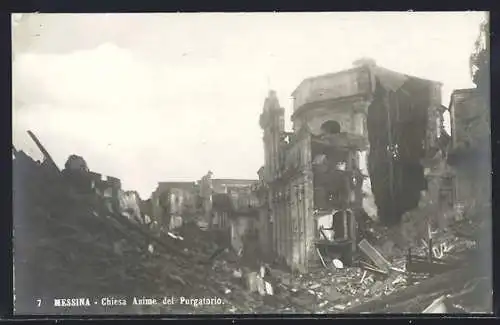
27;130;60;172
358;238;392;272
316;248;327;268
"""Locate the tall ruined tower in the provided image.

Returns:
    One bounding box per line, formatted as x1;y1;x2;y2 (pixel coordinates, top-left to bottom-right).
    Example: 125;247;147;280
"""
259;90;285;183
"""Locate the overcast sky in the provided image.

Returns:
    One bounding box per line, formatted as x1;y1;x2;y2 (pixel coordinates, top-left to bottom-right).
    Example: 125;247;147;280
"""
12;12;487;198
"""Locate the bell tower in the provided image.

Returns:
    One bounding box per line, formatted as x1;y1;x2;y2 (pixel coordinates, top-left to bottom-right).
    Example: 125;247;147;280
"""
259;90;285;182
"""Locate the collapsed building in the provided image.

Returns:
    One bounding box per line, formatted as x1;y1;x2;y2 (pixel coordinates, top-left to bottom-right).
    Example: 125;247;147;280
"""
198;175;257;227
151;182;198;231
147;173;261;254
66;157;148;227
210;178;259;227
259;59;447;272
197;174;260;254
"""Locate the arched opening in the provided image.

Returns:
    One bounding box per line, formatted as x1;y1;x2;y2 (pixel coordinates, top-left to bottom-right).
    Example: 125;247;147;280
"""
321;120;341;135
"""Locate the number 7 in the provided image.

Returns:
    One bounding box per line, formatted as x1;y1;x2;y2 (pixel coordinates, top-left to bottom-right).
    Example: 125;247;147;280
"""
36;299;41;307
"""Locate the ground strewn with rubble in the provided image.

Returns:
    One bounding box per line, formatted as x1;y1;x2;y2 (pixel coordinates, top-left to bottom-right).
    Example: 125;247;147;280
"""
13;136;491;315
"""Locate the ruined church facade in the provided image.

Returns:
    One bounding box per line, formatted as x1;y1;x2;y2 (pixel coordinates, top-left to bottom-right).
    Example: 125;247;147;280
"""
260;59;445;272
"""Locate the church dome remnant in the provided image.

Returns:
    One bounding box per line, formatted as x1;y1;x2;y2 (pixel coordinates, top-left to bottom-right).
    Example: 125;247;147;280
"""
352;57;377;68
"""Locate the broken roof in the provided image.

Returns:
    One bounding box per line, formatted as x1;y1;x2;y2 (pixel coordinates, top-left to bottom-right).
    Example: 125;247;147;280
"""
292;63;442;97
291;65;365;97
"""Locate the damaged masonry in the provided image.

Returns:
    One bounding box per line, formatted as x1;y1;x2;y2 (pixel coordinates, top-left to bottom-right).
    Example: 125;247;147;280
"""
13;23;491;314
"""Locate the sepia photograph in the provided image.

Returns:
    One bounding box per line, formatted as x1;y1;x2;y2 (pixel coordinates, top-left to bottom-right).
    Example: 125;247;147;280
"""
12;12;491;315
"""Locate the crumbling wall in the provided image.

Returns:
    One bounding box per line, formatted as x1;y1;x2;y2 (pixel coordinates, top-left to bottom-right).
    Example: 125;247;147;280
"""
303;170;315;271
268;131;314;272
230;214;259;254
230;216;249;254
367;78;432;226
448;89;491;209
357;151;378;219
118;190;143;224
257;206;271;257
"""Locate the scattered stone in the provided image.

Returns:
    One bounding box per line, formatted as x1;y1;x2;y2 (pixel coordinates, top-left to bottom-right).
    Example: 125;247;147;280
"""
246;272;258;293
309;283;321;290
333;304;346;310
371;281;385;294
281;277;291;286
422;295;447;313
256;276;266;296
324;287;342;301
233;269;242;278
333;259;344;269
391;275;405;286
265;281;274;295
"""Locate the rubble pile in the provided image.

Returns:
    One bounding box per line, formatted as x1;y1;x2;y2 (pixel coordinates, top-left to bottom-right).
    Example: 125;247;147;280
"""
13;142;300;314
212;202;489;314
13;147;253;314
343;206;491;313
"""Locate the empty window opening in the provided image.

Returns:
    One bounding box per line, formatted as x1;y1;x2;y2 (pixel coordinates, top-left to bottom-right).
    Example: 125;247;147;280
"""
321;120;341;135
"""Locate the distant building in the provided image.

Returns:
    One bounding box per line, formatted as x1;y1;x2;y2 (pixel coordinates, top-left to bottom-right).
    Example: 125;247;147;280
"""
197;174;260;253
198;175;258;229
89;172;121;197
212;193;233;230
118;190;143;225
151;182;198;230
87;172;122;213
212;179;259;211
